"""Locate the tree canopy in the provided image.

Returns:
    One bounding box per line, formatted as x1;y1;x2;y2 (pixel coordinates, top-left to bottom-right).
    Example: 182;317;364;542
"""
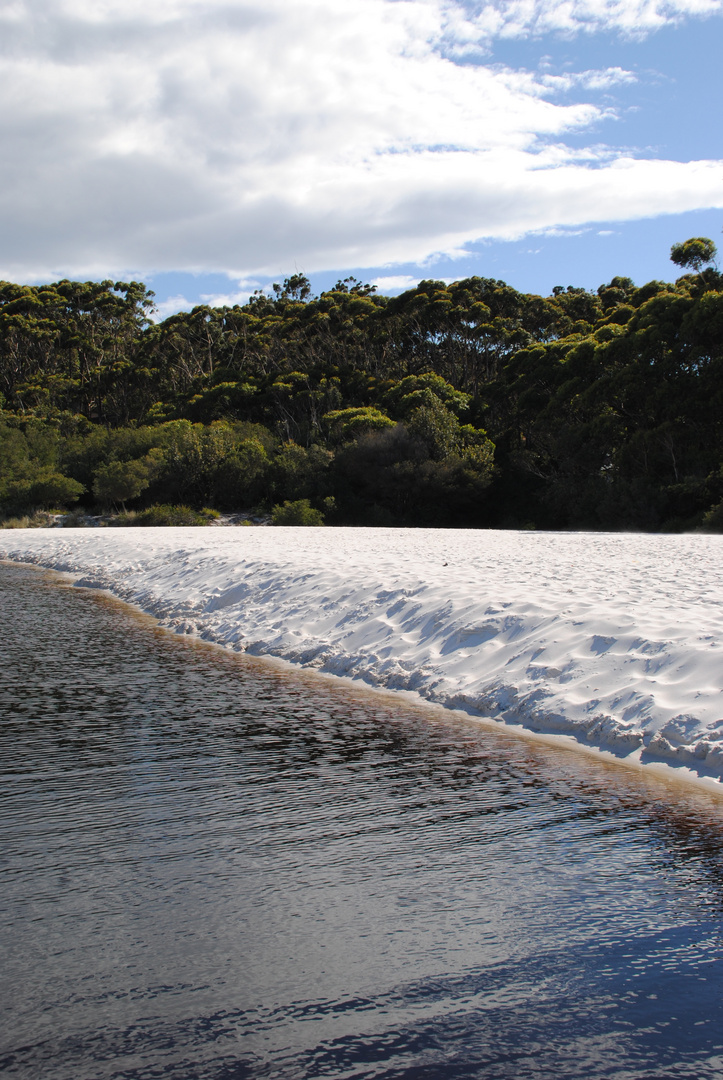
2;238;723;531
670;237;718;273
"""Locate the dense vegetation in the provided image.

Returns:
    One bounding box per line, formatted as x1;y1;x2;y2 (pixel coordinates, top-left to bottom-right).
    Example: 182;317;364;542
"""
2;237;722;530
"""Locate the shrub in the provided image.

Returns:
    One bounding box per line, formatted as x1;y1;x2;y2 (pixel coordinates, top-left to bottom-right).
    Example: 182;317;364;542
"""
0;510;59;529
93;458;152;510
322;406;395;444
270;498;324;526
2;472;85;512
700;499;723;532
270;442;332;503
117;504;210;527
59;509;91;528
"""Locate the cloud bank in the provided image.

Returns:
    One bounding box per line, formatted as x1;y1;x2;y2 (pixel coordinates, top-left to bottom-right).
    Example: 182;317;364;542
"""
0;0;721;280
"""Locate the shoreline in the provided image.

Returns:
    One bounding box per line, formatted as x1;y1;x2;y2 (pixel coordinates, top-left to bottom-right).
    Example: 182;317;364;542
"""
8;557;723;805
4;526;723;796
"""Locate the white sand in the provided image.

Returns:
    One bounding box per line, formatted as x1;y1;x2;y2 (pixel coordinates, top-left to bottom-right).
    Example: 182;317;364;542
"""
4;526;723;783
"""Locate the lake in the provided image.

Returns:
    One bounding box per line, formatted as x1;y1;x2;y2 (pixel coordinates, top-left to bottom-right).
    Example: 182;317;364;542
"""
2;560;723;1079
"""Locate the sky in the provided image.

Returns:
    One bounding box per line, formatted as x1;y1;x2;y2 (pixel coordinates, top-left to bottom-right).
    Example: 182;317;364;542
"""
1;0;721;318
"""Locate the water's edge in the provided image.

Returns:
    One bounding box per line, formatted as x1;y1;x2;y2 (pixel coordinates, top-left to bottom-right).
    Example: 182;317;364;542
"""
7;557;723;1080
6;552;723;802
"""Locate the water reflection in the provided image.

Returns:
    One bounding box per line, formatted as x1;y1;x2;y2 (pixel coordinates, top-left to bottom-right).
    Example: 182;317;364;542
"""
2;561;723;1079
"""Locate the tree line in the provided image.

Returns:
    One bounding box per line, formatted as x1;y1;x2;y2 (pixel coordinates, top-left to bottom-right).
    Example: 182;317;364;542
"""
1;237;722;530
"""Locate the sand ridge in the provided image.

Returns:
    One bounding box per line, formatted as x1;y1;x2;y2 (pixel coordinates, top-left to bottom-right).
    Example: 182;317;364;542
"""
4;526;723;781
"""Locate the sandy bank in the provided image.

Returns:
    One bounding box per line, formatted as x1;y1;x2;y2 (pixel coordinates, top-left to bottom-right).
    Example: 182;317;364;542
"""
4;526;723;786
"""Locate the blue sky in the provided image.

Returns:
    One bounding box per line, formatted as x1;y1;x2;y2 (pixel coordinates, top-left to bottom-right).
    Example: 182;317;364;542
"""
1;0;721;317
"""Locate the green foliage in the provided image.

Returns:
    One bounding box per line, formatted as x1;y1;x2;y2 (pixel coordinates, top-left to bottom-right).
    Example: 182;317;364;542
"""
407;395;460;460
270;442;333;504
156;420;273;509
699;495;723;533
0;510;61;529
323;406;395;444
1;243;722;530
0;421;85;512
384;374;471;419
271;498;325;526
670;237;717;273
118;504;210;526
14;472;85;510
93;457;154;509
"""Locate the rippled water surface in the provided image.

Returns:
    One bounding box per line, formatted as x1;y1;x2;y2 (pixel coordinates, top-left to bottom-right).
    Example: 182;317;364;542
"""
3;562;723;1079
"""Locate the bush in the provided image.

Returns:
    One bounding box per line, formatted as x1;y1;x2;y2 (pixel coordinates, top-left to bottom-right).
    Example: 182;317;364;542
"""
93;458;152;510
0;510;59;529
59;509;92;528
115;504;210;527
270;442;332;503
270;498;325;526
322;407;395;444
2;472;84;513
700;499;723;532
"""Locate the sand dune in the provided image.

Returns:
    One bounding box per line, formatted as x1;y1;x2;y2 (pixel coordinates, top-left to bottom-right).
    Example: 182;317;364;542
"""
4;526;723;784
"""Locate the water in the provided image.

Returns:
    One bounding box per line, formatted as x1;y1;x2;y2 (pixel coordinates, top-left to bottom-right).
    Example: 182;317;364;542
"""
2;563;723;1079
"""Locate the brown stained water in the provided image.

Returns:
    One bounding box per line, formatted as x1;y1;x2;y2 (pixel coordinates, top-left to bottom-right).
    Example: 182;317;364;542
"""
3;562;723;1079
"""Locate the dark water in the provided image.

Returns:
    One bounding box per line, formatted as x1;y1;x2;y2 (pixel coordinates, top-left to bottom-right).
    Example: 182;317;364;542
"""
3;564;723;1079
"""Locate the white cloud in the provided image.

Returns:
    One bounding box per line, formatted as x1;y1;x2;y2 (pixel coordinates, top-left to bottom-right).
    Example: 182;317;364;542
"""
440;0;721;45
150;283;262;318
200;282;265;308
150;294;196;320
536;66;638;92
0;0;721;281
371;275;423;292
532;225;591;236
